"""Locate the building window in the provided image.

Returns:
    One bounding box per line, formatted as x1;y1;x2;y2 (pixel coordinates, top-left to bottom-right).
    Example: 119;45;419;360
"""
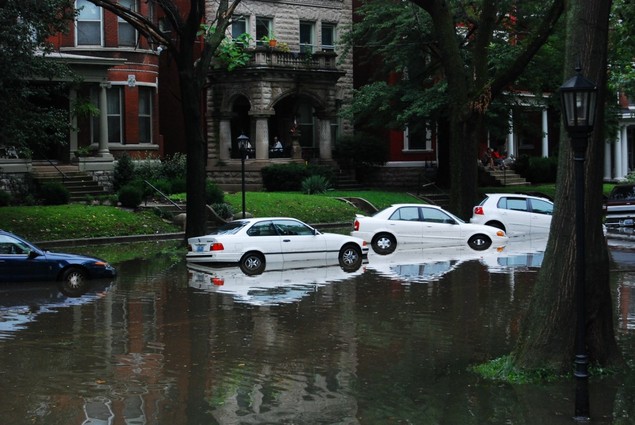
404;121;433;151
139;87;153;143
118;0;136;47
76;0;102;46
300;21;315;53
256;17;273;45
321;23;335;51
231;16;248;39
107;88;123;143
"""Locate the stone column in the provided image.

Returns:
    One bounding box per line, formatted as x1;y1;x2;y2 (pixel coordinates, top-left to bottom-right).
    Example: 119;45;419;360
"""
507;109;515;157
253;115;270;160
219;117;232;161
98;81;113;159
318;117;333;160
614;126;623;180
69;88;78;162
604;140;612;181
622;125;629;178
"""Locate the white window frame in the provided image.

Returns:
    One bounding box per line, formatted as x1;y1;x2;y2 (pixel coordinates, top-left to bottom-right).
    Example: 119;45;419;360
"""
138;87;153;143
76;0;103;46
321;23;336;51
300;21;315;54
118;0;137;47
256;17;273;46
404;121;433;151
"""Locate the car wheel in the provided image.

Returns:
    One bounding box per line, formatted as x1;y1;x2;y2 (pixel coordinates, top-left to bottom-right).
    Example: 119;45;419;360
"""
486;221;506;232
339;244;363;272
239;252;265;275
59;267;89;297
468;234;492;251
371;233;397;255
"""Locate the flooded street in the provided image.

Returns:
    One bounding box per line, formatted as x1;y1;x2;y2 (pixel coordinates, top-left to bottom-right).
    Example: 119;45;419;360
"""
1;239;635;424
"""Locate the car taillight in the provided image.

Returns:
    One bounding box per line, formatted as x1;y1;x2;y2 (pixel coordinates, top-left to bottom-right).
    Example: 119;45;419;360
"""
354;220;360;231
474;206;484;215
212;277;224;286
211;243;224;251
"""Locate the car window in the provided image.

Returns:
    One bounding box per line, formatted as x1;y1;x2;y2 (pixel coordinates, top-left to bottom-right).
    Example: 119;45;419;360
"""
213;221;248;235
529;199;553;215
609;186;635;200
498;197;528;212
247;221;278;237
388;207;420;221
0;235;29;255
272;220;315;236
421;207;454;224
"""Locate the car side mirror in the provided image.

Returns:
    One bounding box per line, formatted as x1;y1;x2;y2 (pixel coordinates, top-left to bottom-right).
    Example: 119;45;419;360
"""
27;250;39;259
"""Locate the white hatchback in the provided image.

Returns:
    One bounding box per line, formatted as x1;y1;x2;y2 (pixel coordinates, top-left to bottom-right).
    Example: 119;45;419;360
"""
351;203;507;255
470;193;553;236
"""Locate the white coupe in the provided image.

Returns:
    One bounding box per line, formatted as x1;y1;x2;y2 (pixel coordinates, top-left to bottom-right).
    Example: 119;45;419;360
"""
351;204;508;255
187;217;369;275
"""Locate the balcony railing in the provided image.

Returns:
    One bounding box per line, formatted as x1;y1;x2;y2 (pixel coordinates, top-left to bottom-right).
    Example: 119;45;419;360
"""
249;47;338;70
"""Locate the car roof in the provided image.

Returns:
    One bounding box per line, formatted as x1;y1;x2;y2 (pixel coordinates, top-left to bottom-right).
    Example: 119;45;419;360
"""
390;203;443;209
484;193;552;202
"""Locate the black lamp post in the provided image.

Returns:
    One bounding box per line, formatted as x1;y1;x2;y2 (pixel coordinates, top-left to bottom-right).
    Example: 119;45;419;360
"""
237;133;250;218
559;65;597;421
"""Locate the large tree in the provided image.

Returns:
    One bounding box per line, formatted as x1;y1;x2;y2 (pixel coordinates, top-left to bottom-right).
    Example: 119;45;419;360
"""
347;0;564;219
513;0;622;372
88;0;241;239
0;0;77;156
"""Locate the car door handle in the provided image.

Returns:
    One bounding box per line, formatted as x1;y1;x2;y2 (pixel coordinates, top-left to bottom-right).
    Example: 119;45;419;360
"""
283;239;291;242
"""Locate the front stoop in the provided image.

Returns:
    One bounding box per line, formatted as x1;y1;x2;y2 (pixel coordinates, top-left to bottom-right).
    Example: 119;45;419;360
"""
32;165;108;202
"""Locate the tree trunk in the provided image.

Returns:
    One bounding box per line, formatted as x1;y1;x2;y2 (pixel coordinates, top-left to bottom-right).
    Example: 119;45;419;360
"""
513;0;622;372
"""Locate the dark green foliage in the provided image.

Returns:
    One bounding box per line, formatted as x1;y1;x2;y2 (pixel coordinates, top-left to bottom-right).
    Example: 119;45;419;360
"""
39;181;69;205
205;180;225;205
0;1;77;152
161;153;187;180
211;202;235;220
301;175;331;194
113;154;135;191
170;177;186;194
0;190;10;206
333;133;388;169
148;178;172;196
515;156;558;184
118;183;143;209
261;163;335;192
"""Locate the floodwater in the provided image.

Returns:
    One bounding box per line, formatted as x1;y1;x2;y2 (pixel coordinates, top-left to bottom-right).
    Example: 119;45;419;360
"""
1;238;635;424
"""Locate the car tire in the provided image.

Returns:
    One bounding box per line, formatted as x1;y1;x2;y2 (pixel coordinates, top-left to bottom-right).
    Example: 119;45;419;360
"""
486;221;506;232
468;234;492;251
339;244;363;272
59;267;89;297
239;252;266;275
371;233;397;255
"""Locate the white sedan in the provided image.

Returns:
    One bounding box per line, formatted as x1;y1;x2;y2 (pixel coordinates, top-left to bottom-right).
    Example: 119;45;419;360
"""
470;193;553;235
187;217;369;275
351;204;507;255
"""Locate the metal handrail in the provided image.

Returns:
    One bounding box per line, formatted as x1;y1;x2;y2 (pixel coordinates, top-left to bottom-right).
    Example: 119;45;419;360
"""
143;180;183;210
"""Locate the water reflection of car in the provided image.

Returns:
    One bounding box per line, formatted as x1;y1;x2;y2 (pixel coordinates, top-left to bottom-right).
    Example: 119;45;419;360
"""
0;230;117;296
187;262;366;305
603;184;635;227
352;204;507;255
471;193;553;236
186;217;368;275
0;280;113;339
367;237;548;283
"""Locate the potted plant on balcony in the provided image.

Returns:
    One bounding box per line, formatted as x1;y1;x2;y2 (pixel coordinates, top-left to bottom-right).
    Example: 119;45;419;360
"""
261;34;277;48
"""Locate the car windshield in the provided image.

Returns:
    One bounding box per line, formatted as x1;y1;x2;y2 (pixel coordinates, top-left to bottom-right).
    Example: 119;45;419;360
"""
211;221;248;235
610;186;635;201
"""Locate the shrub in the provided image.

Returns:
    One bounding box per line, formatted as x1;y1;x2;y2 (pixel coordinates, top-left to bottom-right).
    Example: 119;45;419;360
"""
118;183;143;209
113;154;135;191
161;153;187;180
301;175;331;194
333;132;388;169
211;202;235;220
526;156;558;184
0;190;10;206
148;178;172;196
261;163;335;192
206;180;225;204
170;177;186;194
39;181;70;205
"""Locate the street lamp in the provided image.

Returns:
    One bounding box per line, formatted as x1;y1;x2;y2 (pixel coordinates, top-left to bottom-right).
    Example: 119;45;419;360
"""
237;133;250;218
559;65;597;421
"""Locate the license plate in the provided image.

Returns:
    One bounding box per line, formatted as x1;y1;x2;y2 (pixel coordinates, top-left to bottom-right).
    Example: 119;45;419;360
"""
196;245;205;252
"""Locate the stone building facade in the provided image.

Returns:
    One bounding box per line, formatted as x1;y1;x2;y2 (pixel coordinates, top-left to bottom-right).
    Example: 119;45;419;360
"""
205;0;354;189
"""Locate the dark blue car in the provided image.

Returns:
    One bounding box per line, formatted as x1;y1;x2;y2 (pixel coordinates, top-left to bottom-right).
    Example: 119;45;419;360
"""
0;230;116;296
